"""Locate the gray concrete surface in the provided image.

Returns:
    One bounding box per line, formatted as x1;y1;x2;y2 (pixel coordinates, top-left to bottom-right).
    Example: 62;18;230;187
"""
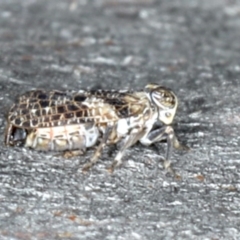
0;0;240;239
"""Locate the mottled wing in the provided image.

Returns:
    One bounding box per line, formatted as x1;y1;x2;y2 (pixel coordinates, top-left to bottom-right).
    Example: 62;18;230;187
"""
97;90;148;118
8;90;82;128
70;89;148;119
8;89;148;129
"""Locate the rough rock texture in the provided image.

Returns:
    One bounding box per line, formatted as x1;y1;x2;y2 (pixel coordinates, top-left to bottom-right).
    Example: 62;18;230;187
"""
0;0;240;239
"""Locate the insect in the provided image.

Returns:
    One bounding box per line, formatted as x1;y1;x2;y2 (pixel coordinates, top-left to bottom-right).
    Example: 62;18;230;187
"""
5;83;188;173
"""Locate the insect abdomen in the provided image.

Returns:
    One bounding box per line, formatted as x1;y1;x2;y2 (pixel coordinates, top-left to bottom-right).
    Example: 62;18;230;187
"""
25;124;100;151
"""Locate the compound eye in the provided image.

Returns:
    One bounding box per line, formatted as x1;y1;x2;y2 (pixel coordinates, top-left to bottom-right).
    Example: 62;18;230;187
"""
165;112;171;118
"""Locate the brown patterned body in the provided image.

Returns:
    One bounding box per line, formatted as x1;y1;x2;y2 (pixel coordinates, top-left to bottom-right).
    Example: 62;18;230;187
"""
5;88;149;150
5;84;187;173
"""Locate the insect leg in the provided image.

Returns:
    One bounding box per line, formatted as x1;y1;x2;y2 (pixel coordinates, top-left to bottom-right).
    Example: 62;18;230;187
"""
82;126;113;172
145;126;189;151
109;128;146;173
4;123;13;146
140;125;189;173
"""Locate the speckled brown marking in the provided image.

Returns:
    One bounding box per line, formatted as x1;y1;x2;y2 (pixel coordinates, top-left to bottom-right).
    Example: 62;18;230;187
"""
5;84;188;173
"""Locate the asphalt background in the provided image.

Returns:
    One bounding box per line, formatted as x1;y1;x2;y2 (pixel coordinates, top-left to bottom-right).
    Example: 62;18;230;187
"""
0;0;240;239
